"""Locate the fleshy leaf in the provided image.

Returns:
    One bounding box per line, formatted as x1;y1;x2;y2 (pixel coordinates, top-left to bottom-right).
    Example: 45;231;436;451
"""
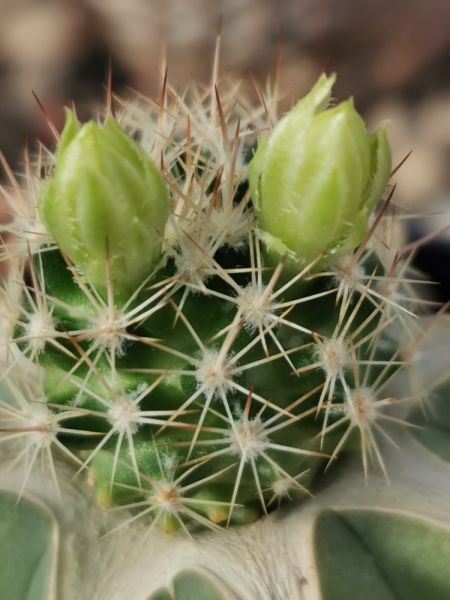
409;382;450;462
148;568;239;600
314;509;450;600
0;492;57;600
148;590;172;600
0;379;15;406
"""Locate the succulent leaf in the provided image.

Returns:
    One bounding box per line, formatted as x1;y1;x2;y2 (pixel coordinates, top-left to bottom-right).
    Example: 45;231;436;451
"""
409;381;450;463
314;509;450;600
0;492;57;600
149;569;238;600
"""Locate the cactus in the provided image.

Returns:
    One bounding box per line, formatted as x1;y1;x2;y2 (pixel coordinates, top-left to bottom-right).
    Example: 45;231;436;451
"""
1;52;450;600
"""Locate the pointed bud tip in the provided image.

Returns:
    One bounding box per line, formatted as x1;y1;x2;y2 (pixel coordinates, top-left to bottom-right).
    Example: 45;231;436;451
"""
250;74;391;269
39;115;170;294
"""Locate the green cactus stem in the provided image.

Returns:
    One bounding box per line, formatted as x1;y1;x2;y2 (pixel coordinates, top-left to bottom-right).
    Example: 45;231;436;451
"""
0;71;437;537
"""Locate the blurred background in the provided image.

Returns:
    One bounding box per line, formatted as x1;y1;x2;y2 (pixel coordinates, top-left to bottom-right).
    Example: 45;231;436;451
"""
0;0;449;300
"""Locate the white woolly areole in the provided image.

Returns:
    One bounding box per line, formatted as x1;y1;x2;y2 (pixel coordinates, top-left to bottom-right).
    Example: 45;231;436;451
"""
229;417;268;461
0;278;22;362
272;477;293;498
25;311;56;353
237;283;276;332
318;338;350;378
150;482;180;514
23;404;57;447
376;279;401;304
107;396;141;434
195;348;232;397
174;245;215;287
333;254;365;287
90;307;127;356
347;386;378;426
8;216;49;259
207;207;249;249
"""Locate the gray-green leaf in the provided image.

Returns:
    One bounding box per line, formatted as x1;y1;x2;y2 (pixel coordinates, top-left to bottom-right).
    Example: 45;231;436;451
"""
0;492;57;600
148;568;238;600
409;381;450;462
314;509;450;600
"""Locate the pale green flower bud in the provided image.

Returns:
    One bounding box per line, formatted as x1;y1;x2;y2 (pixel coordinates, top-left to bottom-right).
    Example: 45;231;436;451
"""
39;109;170;292
249;74;391;267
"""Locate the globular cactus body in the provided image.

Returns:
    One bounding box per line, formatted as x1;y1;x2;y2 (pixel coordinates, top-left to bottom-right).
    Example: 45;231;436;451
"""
10;74;399;530
1;57;450;600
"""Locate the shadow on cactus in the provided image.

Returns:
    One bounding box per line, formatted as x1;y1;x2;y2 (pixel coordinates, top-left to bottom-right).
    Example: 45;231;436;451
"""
0;64;444;546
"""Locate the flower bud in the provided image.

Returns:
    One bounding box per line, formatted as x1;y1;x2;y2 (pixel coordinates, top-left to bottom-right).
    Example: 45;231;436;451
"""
249;74;391;267
39;109;170;292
